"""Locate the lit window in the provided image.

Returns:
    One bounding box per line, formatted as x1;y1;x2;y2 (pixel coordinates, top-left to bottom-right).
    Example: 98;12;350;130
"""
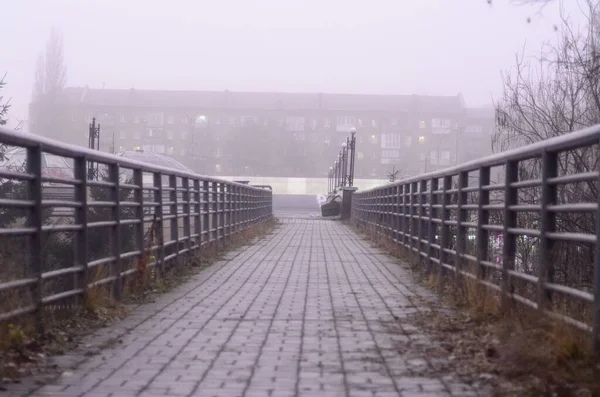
357;152;364;160
370;134;378;144
418;136;425;143
215;164;221;171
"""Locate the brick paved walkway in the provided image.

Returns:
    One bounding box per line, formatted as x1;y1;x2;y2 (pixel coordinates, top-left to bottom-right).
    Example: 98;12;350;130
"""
13;218;482;397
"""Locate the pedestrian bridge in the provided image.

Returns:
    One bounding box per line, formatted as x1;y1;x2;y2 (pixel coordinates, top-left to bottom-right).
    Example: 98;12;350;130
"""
0;125;599;396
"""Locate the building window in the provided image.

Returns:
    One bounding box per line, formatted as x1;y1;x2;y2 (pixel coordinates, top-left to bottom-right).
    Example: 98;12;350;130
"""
310;133;317;142
370;134;378;144
215;148;222;158
357;151;364;160
418;136;425;144
119;130;126;139
214;116;222;125
381;149;400;158
215;164;221;172
381;133;401;149
391;119;398;126
324;135;331;144
285;116;305;132
118;146;124;152
167;146;174;155
134;115;141;124
181;116;189;124
324;118;331;128
133;130;141;139
336;116;356;132
167;115;175;124
432;118;453;134
419;120;426;129
181;131;188;140
405;137;412;146
120;115;126;123
372;120;377;128
430;149;438;165
439;150;451;166
311;119;317;130
228;116;235;125
167;130;174;140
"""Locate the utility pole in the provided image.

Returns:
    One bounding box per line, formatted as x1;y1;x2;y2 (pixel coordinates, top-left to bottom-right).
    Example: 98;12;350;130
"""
88;117;100;180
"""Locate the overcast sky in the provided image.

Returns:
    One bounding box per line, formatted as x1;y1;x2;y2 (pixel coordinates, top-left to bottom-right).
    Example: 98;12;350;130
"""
0;0;584;128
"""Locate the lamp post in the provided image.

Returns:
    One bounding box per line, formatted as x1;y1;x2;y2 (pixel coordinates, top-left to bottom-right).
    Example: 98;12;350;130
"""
341;141;348;188
348;127;356;187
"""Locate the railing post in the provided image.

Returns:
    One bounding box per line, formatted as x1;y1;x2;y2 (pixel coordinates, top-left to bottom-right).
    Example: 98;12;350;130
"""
393;185;399;243
212;182;219;241
594;155;600;355
439;175;451;281
109;163;122;300
477;167;490;281
538;151;557;312
183;177;191;256
418;180;427;258
410;181;418;253
74;156;88;309
27;146;43;332
402;184;409;248
133;168;144;278
456;171;468;281
427;178;438;274
202;180;210;245
154;173;165;275
194;179;201;249
502;160;518;309
169;175;178;269
219;182;226;239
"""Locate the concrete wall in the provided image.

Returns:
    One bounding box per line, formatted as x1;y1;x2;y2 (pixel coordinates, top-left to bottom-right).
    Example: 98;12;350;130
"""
217;176;387;196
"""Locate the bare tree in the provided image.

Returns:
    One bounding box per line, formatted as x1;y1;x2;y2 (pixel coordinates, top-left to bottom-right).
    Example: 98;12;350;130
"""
0;72;10;127
33;28;67;102
492;0;600;315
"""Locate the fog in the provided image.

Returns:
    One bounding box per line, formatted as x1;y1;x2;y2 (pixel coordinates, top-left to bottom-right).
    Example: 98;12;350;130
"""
0;0;583;125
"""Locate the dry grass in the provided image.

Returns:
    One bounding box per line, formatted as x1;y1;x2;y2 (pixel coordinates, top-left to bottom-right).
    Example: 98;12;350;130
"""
0;217;278;383
353;223;600;397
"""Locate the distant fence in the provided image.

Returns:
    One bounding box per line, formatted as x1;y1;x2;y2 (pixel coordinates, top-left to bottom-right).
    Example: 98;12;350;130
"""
352;125;600;353
0;126;273;327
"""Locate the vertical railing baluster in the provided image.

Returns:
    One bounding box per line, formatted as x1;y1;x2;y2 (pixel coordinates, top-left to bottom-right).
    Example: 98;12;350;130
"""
203;180;210;246
74;156;88;309
169;175;178;269
219;183;226;239
183;177;191;256
212;182;219;241
456;171;468;281
594;150;600;355
194;179;201;250
109;163;122;300
133;168;144;281
154;172;165;275
477;167;490;281
439;175;451;281
502;160;518;308
27;146;43;331
418;180;427;259
427;178;438;274
539;151;557;312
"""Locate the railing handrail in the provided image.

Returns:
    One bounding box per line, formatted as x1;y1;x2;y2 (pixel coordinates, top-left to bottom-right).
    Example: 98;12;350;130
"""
358;123;600;194
0;126;267;191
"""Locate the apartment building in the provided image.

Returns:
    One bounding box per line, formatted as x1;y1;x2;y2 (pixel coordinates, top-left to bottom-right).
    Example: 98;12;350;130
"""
28;87;494;179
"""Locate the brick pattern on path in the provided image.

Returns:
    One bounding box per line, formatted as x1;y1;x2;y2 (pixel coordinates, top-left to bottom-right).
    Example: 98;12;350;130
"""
11;218;484;397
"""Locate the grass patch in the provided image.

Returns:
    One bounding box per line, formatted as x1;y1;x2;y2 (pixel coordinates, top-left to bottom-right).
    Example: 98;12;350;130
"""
0;217;278;384
352;223;600;397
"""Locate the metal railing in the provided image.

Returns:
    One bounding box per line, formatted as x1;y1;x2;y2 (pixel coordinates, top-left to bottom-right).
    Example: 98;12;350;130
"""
351;124;600;353
0;126;273;327
327;130;357;194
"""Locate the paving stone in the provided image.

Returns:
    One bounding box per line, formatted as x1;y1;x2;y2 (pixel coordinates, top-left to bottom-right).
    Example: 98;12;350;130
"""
11;219;485;397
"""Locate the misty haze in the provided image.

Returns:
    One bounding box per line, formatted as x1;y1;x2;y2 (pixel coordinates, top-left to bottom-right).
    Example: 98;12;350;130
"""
1;1;600;396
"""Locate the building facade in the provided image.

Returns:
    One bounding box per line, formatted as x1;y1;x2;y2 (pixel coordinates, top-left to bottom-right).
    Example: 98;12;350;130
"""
28;88;494;179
